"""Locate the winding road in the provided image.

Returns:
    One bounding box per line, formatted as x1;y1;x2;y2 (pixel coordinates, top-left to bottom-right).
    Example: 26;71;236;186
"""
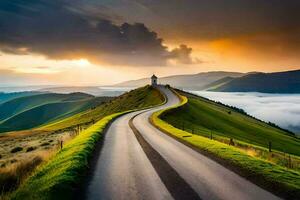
84;86;281;200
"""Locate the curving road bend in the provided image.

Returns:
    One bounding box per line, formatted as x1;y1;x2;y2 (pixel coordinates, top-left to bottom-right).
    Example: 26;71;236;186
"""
84;85;281;200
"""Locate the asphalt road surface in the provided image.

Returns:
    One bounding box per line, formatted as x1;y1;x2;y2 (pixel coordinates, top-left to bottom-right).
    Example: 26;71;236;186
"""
84;85;281;200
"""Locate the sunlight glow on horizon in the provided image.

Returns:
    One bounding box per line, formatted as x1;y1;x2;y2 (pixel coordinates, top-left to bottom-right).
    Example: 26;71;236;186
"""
0;53;93;74
72;59;91;67
1;46;300;86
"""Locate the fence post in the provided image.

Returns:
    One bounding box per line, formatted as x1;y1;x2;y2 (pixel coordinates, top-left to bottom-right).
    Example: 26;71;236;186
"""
60;140;63;149
268;141;272;152
210;130;212;140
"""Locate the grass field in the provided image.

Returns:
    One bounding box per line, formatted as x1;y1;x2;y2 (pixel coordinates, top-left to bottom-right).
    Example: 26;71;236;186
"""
160;91;300;156
0;93;110;133
150;90;300;199
2;85;164;199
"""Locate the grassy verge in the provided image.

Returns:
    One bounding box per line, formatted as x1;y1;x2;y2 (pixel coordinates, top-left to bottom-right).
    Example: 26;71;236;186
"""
161;91;300;156
10;112;125;200
150;89;300;199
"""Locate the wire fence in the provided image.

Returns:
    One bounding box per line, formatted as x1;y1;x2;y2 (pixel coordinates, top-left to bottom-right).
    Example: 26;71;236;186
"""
164;118;300;171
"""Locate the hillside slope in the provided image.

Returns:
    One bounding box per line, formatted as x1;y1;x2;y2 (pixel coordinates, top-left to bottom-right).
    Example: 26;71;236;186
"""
0;97;109;133
0;93;112;133
202;76;235;90
114;71;244;89
0;91;44;104
213;69;300;93
0;93;93;122
41;85;164;131
161;90;300;156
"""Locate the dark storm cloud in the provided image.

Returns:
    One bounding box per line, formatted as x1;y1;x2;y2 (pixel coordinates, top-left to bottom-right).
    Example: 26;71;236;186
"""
170;45;201;64
0;0;195;66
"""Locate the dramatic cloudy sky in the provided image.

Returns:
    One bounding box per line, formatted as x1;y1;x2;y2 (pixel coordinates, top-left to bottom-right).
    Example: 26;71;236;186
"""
0;0;300;85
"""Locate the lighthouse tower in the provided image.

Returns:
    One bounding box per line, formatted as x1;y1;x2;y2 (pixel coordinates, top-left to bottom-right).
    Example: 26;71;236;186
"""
151;74;158;86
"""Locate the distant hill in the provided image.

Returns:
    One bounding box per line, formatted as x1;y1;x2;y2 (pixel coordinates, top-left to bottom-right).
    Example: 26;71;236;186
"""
0;91;44;104
0;93;111;133
202;77;235;90
0;93;92;121
0;85;53;93
39;86;103;96
213;70;300;93
114;71;244;90
39;86;131;96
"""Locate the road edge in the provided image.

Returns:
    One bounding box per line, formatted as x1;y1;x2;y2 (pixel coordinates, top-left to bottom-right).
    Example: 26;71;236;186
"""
75;85;168;199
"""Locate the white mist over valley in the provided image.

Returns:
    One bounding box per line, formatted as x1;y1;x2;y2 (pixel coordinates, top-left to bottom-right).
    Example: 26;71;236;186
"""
190;91;300;134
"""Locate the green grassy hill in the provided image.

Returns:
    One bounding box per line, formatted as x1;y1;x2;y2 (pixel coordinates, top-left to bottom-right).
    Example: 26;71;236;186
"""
0;93;112;133
0;93;93;122
0;97;109;132
161;90;300;156
0;91;44;104
41;85;164;131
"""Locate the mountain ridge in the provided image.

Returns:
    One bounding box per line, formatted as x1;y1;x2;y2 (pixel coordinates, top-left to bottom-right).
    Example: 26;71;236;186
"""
212;69;300;93
113;71;245;89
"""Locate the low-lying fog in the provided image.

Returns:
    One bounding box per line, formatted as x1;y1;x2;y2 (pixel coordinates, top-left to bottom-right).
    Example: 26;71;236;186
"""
190;91;300;135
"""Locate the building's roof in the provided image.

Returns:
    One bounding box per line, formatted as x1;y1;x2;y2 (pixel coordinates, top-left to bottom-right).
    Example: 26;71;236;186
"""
151;74;157;79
